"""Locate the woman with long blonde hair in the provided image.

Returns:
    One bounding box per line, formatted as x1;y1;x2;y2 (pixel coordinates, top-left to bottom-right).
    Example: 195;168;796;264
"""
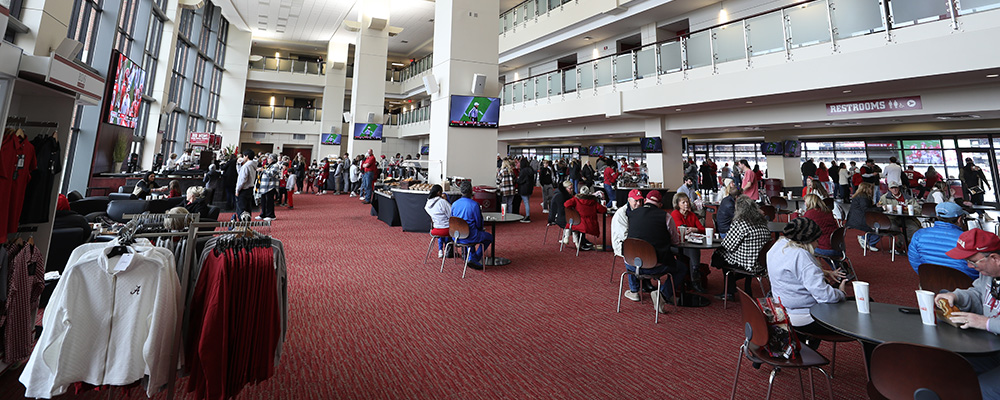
846;182;882;251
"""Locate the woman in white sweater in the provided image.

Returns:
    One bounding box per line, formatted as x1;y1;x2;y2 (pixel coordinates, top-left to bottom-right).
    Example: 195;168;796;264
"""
424;185;452;258
767;217;848;347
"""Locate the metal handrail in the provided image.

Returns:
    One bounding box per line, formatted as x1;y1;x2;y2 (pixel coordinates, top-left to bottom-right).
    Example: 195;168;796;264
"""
242;104;323;122
248;55;326;75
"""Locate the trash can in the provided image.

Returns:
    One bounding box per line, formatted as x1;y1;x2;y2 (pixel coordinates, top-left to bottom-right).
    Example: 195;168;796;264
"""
473;186;499;212
763;178;784;199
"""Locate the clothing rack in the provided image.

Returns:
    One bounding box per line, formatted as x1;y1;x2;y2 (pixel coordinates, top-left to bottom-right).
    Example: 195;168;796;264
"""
5;116;59;129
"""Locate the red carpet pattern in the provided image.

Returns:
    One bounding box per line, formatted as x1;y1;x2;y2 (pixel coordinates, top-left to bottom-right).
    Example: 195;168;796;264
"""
1;190;923;399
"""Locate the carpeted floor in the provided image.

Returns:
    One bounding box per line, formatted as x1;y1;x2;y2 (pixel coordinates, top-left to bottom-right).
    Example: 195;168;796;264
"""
1;189;922;399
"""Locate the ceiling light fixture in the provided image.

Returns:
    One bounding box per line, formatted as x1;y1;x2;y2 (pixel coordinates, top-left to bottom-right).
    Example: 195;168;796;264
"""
842;90;852;93
391;62;405;67
745;100;753;104
584;36;592;41
675;108;681;111
988;74;999;78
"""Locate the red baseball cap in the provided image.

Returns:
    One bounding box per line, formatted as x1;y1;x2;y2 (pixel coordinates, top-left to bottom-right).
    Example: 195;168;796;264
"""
645;190;662;203
628;189;644;201
947;228;1000;260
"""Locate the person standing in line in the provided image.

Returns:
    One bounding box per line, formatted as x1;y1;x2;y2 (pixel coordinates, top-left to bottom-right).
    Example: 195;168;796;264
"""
332;156;346;195
568;159;581;193
361;149;377;204
738;159;759;202
801;158;817;186
580;161;595;191
602;162;619;207
816;162;831;194
516;158;535;223
341;153;352;195
292;153;306;194
838;162;852;201
539;160;555;214
255;154;280;221
234;150;257;219
497;159;516;213
700;160;718;192
883;156;904;187
828;162;840;201
349;158;362;197
222;154;238;209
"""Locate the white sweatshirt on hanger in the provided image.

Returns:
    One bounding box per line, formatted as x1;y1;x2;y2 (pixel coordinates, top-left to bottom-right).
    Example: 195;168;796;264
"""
20;244;181;398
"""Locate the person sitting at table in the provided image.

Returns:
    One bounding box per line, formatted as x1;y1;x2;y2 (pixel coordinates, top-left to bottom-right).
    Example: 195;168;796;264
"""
677;176;700;206
847;182;886;253
563;186;606;251
908;202;977;279
183;186;211;220
167;180;182;198
716;179;741;238
877;181;922;249
927;180;957;204
623;190;687;313
671;192;707;293
712;195;770;301
424;184;453;258
767;217;848;348
801;178;829;200
133;172;169;199
549;180;574;242
935;228;1000;398
612;189;648;290
451;182;493;269
803;194;840;267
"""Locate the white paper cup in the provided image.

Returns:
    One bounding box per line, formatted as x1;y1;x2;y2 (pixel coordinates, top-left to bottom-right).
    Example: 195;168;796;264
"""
916;290;937;325
908;204;915;215
501;204;507;217
853;281;870;314
705;228;714;242
612;200;618;209
896;204;903;214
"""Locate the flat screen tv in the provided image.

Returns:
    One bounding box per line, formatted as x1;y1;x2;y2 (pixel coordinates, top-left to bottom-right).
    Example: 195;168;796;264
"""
761;141;784;156
106;51;146;129
353;123;383;140
783;140;802;157
448;95;500;128
589;145;605;156
420;145;429;155
321;133;341;145
640;138;662;153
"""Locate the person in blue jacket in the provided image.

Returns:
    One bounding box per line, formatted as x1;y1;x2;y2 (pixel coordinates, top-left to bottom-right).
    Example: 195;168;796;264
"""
451;181;493;269
908;202;978;279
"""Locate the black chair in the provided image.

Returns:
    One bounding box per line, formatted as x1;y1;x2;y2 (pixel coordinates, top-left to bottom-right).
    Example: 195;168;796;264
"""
721;241;772;310
205;205;221;221
864;212;902;261
106;200;149;223
108;192;135;200
813;227;856;280
66;190;84;202
69;197;110;216
148;197;184;213
870;342;981;400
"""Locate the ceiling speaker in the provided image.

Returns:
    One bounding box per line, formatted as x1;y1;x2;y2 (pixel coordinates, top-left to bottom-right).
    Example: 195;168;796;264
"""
423;75;438;95
343;112;351;123
366;112;376;123
471;74;487;96
163;101;177;114
54;38;83;60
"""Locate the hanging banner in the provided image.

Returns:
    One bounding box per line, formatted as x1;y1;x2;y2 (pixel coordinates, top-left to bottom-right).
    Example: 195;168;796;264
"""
189;132;211;146
827;96;922;115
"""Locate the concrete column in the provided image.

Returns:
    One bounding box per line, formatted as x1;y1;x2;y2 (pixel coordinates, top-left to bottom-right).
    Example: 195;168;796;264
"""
639;22;659;46
428;0;500;186
347;0;390;157
215;26;251;152
319;41;349;159
645;118;683;190
764;132;802;187
14;0;74;57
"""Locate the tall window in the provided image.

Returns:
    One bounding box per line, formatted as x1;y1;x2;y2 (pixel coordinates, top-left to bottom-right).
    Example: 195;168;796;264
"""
68;0;104;65
113;0;139;55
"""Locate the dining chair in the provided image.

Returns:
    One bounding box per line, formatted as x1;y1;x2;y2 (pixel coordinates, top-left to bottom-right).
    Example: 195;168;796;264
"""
918;263;974;294
442;217;483;278
864;212;901;262
617;238;676;323
561;208;584;256
423;229;451;265
920;202;938;228
870;342;982;400
768;197;792;222
721;241;772;310
760;205;777;222
729;289;833;400
813;227;856;281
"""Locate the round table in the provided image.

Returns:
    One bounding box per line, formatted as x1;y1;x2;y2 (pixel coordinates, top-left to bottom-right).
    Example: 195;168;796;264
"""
482;212;524;266
676;237;723;250
767;222;788;233
672;238;722;307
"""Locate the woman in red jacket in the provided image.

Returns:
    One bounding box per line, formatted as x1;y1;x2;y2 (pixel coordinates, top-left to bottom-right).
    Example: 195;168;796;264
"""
802;194;840;268
563;186;607;251
671;192;707;292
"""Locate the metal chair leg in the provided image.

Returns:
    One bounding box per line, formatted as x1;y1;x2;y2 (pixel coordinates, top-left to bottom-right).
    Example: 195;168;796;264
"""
863;233;869;256
830;342;837;378
424;236;436;265
814;367;834;400
559;229;567;252
609;255;618;283
730;345;746;400
543;224;550;243
440;242;452;273
461;245;472;278
575;233;582;256
891;236;896;262
616;272;627;313
757;277;767;297
797;369;805;399
765;367;779;400
723;270;730;309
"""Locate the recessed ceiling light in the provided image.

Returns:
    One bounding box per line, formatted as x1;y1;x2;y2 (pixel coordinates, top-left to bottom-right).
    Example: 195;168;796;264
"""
567;120;572;123
584;36;592;41
794;124;801;127
675;108;682;111
842;90;852;93
400;40;409;43
537;123;542;126
391;62;405;67
745;101;753;104
988;74;999;78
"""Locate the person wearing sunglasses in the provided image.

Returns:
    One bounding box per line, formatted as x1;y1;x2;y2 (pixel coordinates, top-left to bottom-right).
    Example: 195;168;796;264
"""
936;228;1000;398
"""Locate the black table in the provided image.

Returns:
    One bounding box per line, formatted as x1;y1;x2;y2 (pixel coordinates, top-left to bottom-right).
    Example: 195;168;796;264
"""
676;237;723;250
482;212;523;266
373;192;401;227
392;189;462;233
812;301;1000;377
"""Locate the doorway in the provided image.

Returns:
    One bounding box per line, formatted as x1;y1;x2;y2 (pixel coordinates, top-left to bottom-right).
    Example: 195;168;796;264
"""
282;146;313;163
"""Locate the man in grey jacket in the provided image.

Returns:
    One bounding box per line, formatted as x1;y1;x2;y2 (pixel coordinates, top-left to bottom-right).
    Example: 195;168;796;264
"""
333;158;346;194
937;228;1000;398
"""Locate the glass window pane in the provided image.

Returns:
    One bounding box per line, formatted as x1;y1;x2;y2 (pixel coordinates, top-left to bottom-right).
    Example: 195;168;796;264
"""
747;12;785;56
713;22;746;64
836;150;868;167
835;140;866;150
901;139;942;149
944;150;960;180
596;58;613;86
903;150;944;166
805;142;833;151
831;0;886;38
686;31;712;69
659;41;682;72
787;0;832;48
889;0;949;26
958;137;990;147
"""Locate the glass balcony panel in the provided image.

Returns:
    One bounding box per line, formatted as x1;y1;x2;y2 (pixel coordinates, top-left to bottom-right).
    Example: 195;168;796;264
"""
264;57;278;70
549;0;560;11
686;32;712;69
525;79;535;100
830;0;885;38
307;61;319;74
747;12;785;56
250;59;265;70
512;83;523;103
659;41;682;72
273;106;287;119
579;64;593;89
499;18;505;34
713;22;747;64
549;71;562;95
287;108;302;121
614;54;634;82
596;58;613;87
636;47;656;78
277;58;292;72
315;109;322;121
534;76;547;99
243;104;258;118
517;4;527;24
526;0;535;20
504;13;512;31
259;106;274;119
563;69;576;92
889;0;949;26
293;60;306;73
957;0;1000;14
503;85;513;104
787;0;832;48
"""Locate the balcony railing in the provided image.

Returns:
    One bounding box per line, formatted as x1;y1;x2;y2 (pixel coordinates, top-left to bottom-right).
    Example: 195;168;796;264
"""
500;0;573;35
387;107;431;125
501;0;1000;105
249;56;326;75
387;54;433;82
243;105;323;122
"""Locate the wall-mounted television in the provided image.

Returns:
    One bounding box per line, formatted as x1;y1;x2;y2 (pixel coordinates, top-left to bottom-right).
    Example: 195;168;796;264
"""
640;138;662;153
321;133;341;145
353;123;383;140
105;50;146;129
420;145;429;155
761;141;784;156
589;145;605;156
783;140;801;158
448;95;500;128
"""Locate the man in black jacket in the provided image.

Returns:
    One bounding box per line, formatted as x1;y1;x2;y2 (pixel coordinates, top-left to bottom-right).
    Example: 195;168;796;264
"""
539;160;554;214
517;158;536;223
801;158;817;186
623;190;688;313
716;180;741;236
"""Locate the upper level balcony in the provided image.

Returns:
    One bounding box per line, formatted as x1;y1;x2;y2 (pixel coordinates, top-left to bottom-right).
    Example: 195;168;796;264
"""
500;0;1000;129
247;55;326;87
242;104;323;134
387;107;431;138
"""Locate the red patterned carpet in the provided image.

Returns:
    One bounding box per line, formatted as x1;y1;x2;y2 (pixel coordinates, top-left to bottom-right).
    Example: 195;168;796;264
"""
1;190;922;399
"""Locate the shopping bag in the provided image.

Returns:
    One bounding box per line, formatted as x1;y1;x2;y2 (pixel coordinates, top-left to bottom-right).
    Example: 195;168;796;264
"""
756;297;801;359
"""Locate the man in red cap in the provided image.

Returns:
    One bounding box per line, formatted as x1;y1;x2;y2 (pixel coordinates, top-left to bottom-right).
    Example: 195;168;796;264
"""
611;189;646;257
620;190;687;313
937;228;1000;397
